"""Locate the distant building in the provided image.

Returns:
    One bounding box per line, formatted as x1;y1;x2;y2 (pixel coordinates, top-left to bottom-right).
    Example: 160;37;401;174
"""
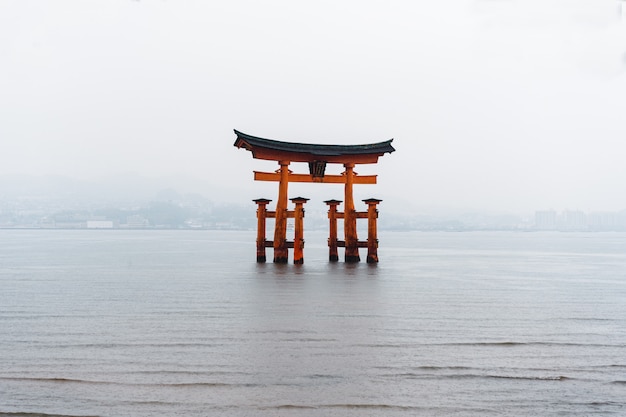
532;209;626;232
54;221;85;229
126;215;149;228
87;220;114;229
560;210;587;231
535;210;557;230
588;212;618;231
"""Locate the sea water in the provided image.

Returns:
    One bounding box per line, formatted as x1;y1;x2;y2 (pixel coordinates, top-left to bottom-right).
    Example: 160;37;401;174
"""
1;230;625;416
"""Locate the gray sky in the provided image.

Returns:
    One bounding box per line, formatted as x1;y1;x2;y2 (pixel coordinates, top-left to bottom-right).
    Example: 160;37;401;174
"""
1;0;625;213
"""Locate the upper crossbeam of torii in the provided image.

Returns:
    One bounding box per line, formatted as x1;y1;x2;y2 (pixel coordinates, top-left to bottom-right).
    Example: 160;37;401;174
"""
233;129;395;264
233;129;395;164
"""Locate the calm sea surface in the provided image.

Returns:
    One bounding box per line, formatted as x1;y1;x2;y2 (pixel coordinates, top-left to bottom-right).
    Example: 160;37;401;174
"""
1;230;625;416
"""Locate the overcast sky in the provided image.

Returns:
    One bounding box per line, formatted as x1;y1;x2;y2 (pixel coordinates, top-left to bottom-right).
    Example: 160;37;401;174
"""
1;0;625;213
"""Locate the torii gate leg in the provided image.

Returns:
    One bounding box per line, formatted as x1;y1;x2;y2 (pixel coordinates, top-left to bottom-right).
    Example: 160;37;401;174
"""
363;198;382;263
291;197;309;264
273;161;290;263
325;199;342;262
344;163;360;262
253;198;271;263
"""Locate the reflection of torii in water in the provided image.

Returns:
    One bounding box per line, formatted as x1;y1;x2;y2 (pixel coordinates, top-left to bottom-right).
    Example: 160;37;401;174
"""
233;130;395;264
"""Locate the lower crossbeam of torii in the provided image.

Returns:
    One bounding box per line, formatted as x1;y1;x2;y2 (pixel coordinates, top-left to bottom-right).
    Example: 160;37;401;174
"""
233;130;395;264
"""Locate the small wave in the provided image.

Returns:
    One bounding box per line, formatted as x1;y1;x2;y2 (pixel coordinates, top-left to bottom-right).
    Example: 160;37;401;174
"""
375;365;474;372
368;341;589;348
413;365;474;371
306;374;342;380
611;380;626;385
159;382;258;388
131;370;252;377
437;341;538;347
587;401;623;406
52;342;224;349
567;317;616;322
120;400;175;406
383;373;570;381
487;375;570;381
281;338;337;342
444;374;571;382
0;412;99;417
325;404;420;410
355;343;406;348
262;404;419;411
433;341;623;348
0;377;254;388
251;329;308;335
261;405;318;410
0;377;112;386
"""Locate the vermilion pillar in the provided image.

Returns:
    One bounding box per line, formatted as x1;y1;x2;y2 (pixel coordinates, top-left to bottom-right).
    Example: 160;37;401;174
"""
290;197;309;264
344;163;360;262
363;198;382;263
324;199;342;262
273;161;290;263
253;198;272;263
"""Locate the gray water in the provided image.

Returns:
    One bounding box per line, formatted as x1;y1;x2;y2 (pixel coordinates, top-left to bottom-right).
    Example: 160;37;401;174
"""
1;230;625;416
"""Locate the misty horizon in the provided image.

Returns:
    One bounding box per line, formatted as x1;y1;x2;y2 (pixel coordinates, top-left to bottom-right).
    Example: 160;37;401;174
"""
3;171;626;217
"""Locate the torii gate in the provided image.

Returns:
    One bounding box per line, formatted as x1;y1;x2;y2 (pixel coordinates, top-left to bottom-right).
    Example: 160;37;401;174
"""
233;130;394;264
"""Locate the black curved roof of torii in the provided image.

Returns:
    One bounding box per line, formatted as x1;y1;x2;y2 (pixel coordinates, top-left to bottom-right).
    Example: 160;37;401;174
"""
233;130;395;159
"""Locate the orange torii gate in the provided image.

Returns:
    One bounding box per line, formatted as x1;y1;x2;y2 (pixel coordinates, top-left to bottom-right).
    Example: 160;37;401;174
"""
234;130;394;264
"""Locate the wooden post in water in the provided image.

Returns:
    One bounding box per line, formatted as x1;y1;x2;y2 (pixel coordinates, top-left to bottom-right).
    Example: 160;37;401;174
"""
363;198;382;263
273;161;290;263
324;199;342;262
290;197;309;264
343;163;360;262
253;198;272;263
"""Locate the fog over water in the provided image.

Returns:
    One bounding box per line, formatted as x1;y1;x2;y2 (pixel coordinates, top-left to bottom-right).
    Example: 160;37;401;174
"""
1;0;626;213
